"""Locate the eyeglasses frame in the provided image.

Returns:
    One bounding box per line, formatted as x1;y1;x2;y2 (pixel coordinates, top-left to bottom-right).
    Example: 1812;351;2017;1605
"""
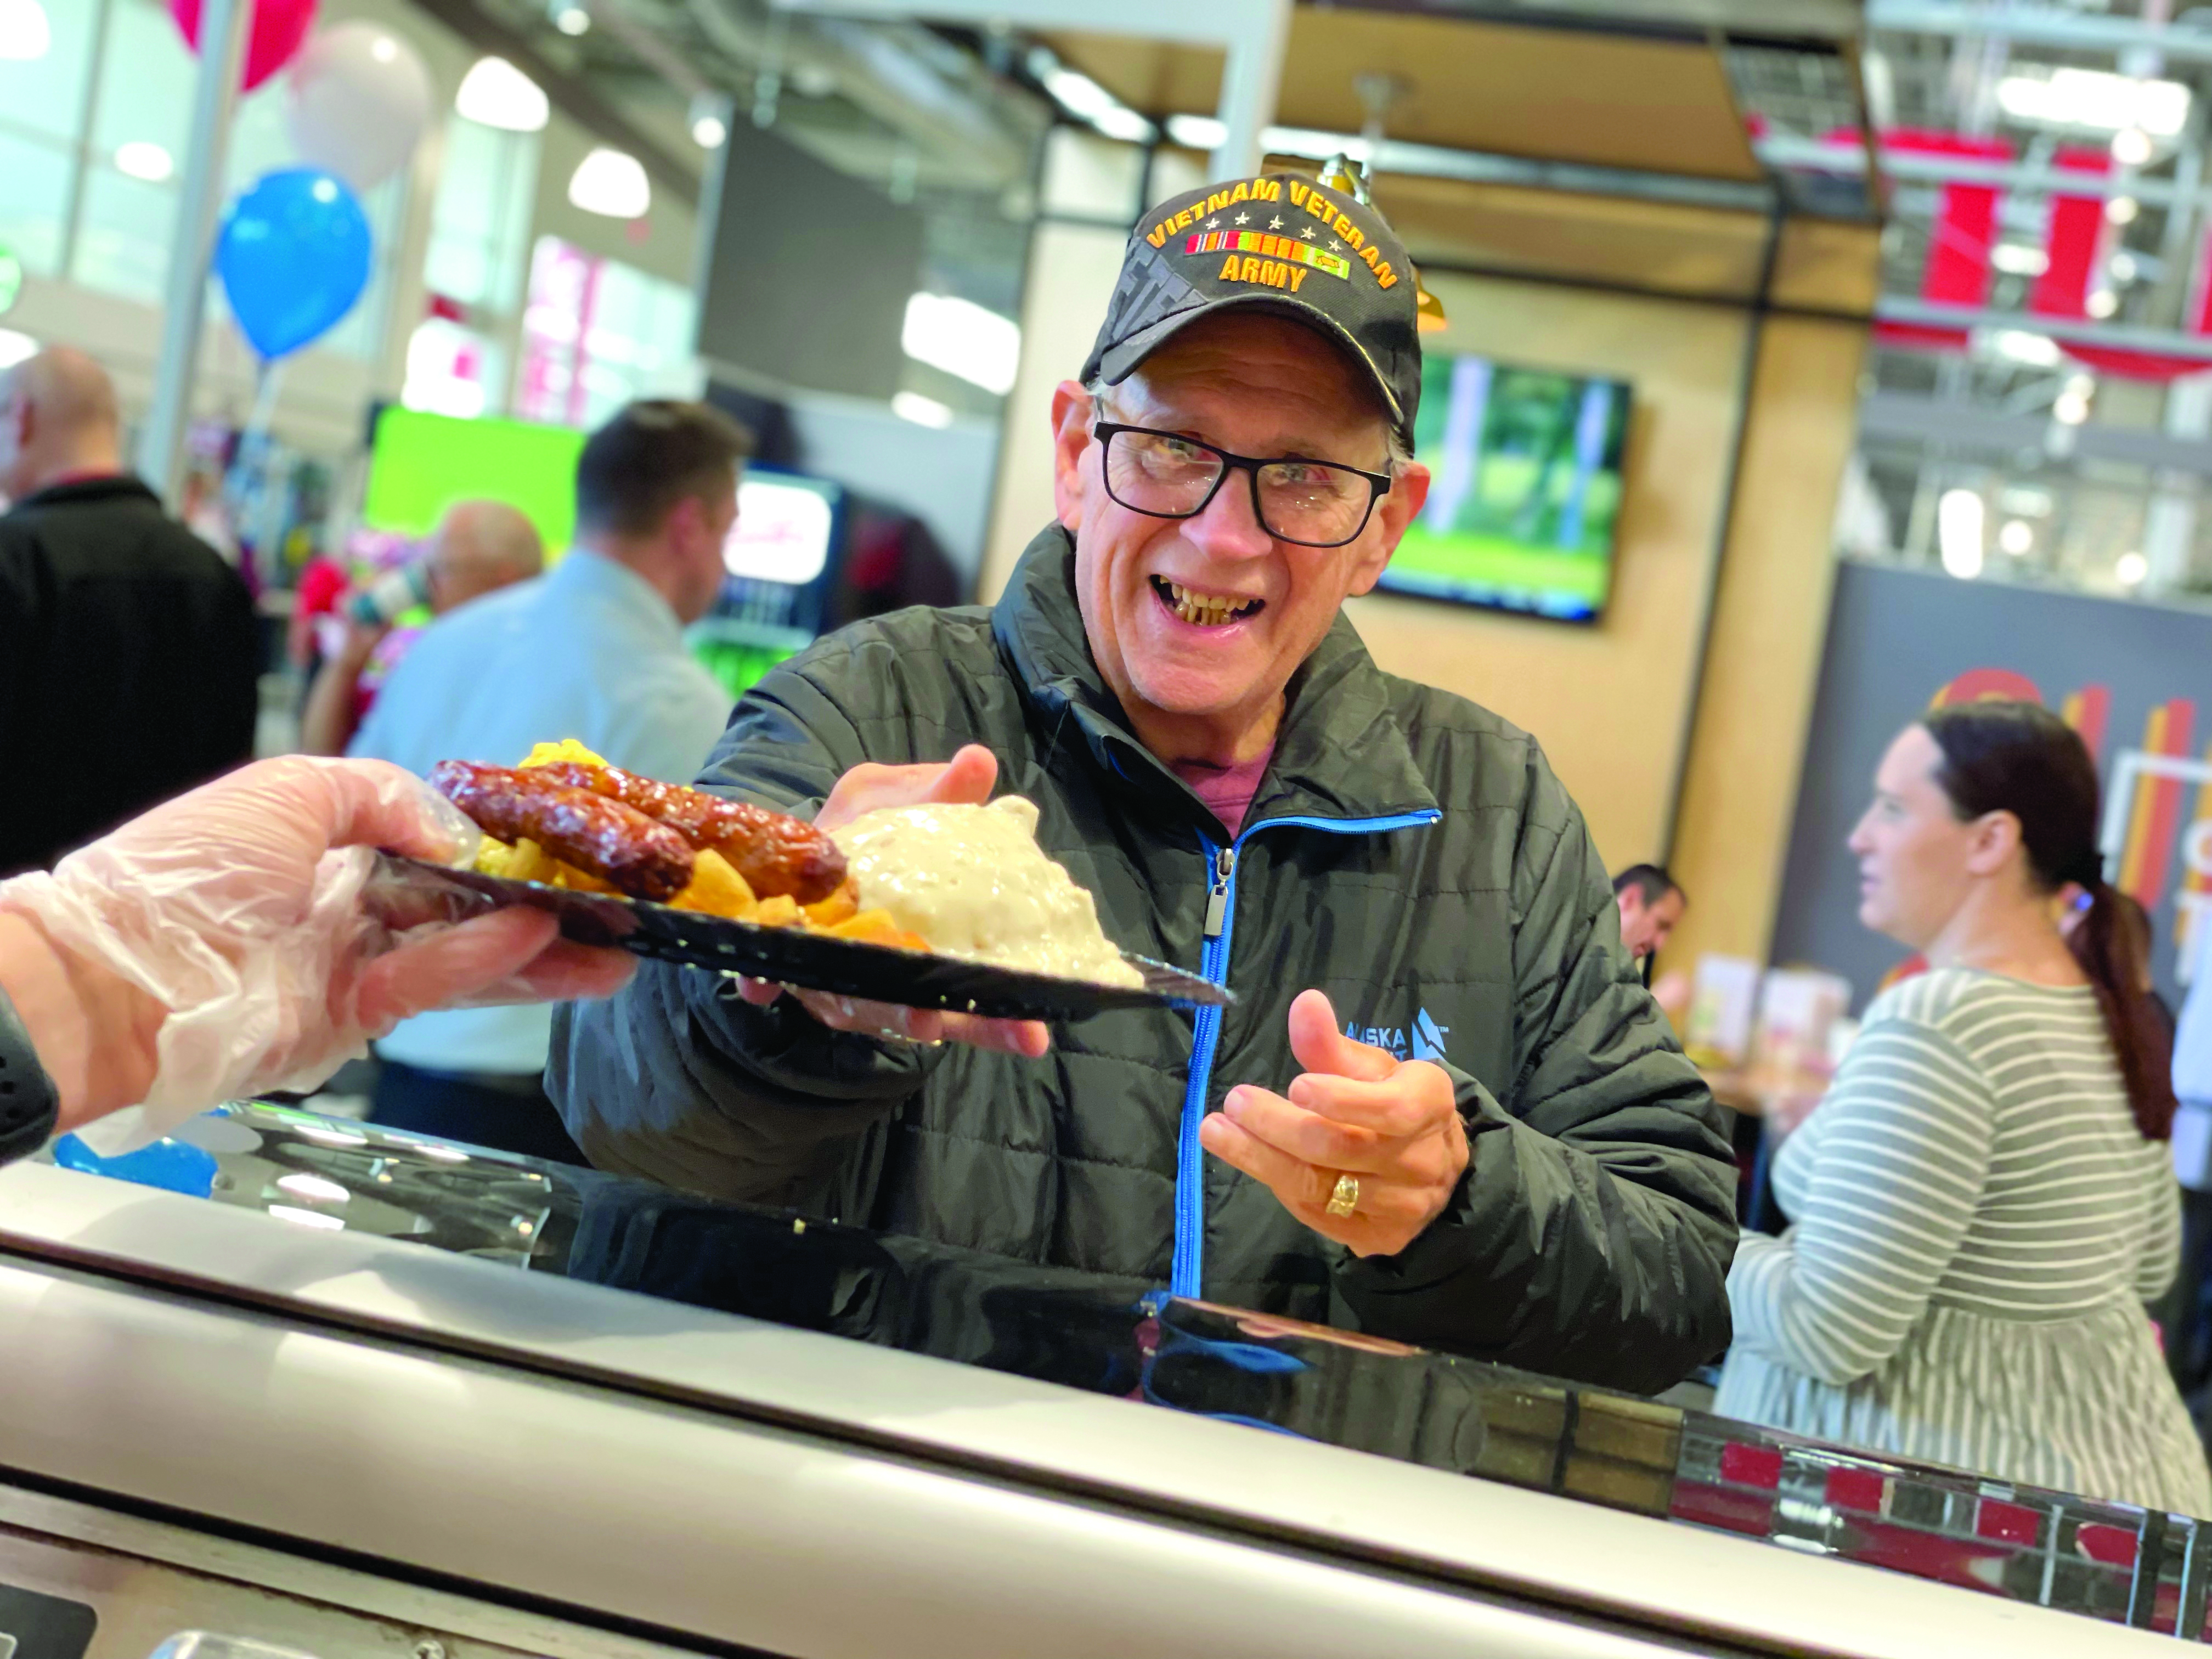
1091;420;1393;549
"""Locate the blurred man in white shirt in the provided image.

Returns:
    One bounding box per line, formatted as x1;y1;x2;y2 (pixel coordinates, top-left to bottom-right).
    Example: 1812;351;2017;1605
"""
349;400;745;1158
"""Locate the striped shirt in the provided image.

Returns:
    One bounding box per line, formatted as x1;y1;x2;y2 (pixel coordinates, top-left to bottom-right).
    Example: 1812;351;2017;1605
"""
1716;969;2211;1516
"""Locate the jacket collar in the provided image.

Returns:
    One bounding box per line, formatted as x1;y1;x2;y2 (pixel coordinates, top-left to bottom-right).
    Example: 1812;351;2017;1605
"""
12;474;160;514
991;523;1437;836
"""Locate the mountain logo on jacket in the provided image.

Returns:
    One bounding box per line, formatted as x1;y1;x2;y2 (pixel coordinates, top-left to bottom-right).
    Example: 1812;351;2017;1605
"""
1346;1008;1449;1063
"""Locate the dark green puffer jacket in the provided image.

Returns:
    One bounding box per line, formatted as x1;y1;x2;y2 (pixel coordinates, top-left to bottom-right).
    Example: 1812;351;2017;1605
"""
551;526;1738;1392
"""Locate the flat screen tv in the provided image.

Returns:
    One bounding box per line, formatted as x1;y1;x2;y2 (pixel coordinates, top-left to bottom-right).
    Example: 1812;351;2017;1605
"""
1379;354;1632;624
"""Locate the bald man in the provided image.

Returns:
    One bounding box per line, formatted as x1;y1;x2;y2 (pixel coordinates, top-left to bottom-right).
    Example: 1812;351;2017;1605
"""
0;347;258;877
299;501;544;757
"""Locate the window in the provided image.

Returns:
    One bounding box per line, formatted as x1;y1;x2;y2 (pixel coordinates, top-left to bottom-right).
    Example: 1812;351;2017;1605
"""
0;0;98;146
517;236;698;428
425;115;538;313
0;0;95;276
0;129;72;278
71;0;404;352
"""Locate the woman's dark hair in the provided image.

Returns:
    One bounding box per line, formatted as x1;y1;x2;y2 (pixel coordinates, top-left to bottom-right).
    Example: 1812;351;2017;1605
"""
1921;699;2175;1140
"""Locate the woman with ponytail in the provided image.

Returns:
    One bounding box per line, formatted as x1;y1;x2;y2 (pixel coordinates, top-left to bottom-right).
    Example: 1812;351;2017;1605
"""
1717;700;2210;1513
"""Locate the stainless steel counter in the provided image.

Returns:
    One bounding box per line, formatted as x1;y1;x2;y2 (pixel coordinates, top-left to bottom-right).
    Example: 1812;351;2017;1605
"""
0;1105;2197;1657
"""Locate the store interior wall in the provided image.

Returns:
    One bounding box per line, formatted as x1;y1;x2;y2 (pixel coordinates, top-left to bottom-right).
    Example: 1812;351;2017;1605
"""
1664;313;1868;983
979;216;1128;594
786;393;1000;586
1346;269;1750;870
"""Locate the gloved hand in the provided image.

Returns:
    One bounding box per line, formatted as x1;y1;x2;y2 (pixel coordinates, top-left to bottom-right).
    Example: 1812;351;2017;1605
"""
0;756;635;1148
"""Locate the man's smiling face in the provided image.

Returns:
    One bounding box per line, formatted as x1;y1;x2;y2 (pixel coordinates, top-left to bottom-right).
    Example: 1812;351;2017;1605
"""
1049;312;1429;765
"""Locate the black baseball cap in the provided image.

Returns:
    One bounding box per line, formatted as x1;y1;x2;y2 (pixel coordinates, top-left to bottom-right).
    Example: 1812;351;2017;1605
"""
1081;172;1423;452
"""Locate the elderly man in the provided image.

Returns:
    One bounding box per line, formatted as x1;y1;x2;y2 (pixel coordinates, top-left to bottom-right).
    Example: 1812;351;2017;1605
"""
299;500;545;757
0;347;257;878
555;176;1736;1391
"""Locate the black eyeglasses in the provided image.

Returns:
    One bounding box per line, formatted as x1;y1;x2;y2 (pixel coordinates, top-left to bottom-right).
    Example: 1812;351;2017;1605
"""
1093;421;1392;549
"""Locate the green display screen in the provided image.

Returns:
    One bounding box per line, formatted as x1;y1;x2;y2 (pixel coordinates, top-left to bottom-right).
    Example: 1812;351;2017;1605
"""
362;407;588;556
1381;355;1630;624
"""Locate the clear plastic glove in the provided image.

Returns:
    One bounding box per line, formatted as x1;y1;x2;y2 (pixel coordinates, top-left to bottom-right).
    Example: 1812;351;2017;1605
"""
0;757;635;1149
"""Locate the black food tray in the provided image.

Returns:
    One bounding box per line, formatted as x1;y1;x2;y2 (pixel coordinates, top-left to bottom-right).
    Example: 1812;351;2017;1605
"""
366;854;1233;1022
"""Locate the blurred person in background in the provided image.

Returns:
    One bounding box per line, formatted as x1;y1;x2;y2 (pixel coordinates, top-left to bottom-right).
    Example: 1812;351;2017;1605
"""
0;348;257;878
347;400;742;1160
1613;864;1691;1026
1612;864;1685;961
1717;701;2208;1515
300;500;544;757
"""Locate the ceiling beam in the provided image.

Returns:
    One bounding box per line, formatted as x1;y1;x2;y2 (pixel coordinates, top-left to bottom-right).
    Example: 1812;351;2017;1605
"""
1876;296;2212;365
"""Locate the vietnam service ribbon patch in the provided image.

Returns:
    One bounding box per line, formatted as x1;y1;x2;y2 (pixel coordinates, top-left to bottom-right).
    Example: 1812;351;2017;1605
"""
1183;229;1352;280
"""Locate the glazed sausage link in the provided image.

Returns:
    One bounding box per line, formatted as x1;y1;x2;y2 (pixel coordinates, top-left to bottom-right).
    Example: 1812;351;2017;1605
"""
532;761;848;904
430;760;696;903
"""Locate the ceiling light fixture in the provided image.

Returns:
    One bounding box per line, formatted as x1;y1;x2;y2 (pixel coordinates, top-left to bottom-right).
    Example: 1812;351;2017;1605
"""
689;91;731;150
2053;388;2092;425
455;57;550;132
1991;244;2048;277
568;147;651;218
2117;551;2148;586
0;0;48;61
902;292;1020;396
2112;127;2154;166
891;390;954;428
2087;289;2119;318
1996;69;2189;136
2107;195;2139;225
1092;105;1154;144
114;140;174;183
550;0;590;35
1988;329;2060;366
1998;518;2034;556
1033;53;1154;146
1167;113;1228;151
1938;488;1985;579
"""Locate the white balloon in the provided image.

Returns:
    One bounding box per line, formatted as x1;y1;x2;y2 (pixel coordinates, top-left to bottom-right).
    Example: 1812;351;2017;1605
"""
284;21;434;191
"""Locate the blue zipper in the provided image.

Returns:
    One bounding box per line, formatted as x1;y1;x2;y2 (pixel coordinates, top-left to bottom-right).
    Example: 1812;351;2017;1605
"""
1168;808;1442;1299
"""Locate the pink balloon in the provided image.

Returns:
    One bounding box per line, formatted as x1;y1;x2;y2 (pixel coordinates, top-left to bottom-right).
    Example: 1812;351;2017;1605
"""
171;0;318;94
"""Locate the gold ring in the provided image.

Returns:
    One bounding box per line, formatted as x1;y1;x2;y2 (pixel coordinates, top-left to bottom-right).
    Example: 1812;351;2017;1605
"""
1325;1172;1359;1218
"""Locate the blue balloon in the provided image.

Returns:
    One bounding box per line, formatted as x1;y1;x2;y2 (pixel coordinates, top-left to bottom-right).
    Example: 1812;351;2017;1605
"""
216;167;373;362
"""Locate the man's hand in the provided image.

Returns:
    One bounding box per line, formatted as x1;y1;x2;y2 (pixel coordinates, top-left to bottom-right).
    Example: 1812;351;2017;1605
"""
1199;989;1469;1257
730;744;1051;1058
